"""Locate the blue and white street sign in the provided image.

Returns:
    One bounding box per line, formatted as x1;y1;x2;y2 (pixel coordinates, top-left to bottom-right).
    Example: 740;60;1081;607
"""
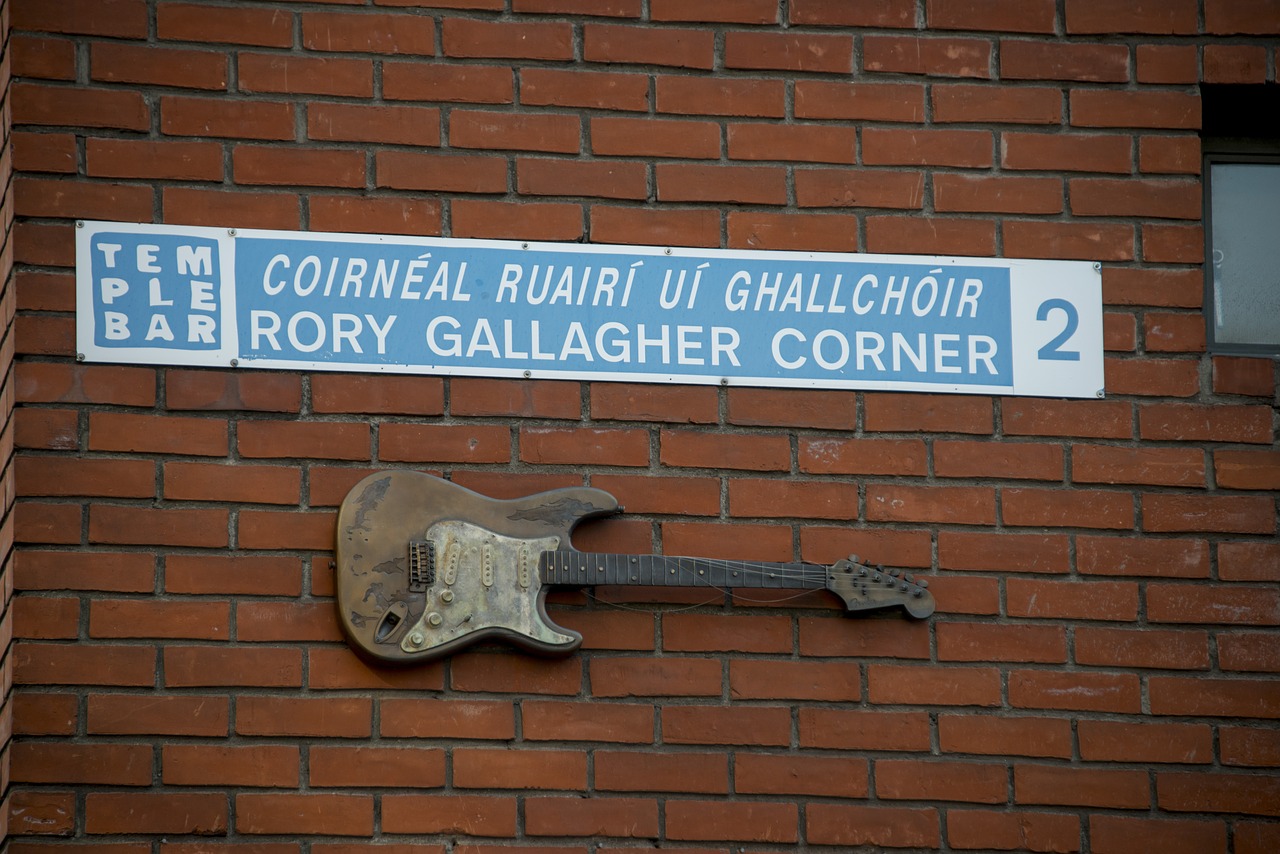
76;221;1104;398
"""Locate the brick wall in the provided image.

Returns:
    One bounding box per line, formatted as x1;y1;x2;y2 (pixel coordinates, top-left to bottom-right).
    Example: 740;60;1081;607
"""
1;0;15;841
7;0;1280;850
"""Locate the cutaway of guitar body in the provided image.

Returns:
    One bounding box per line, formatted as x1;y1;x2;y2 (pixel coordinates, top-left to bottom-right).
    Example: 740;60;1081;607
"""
335;471;619;664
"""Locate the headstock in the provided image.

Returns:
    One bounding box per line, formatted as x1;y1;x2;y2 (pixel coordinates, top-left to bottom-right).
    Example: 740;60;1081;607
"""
826;555;935;619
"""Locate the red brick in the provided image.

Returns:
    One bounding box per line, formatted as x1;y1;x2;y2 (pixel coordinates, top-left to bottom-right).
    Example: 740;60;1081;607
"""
865;127;992;167
1001;131;1132;173
309;195;443;236
1067;0;1198;33
803;527;934;571
1016;765;1149;809
167;370;301;411
656;76;786;117
15;177;153;221
595;750;728;793
159;2;291;46
864;35;991;78
939;531;1070;573
663;706;791;747
867;215;996;255
660;429;787;471
1071;177;1201;219
14;130;77;174
89;505;229;548
240;53;373;98
17;642;156;687
167;554;301;596
87;694;227;736
795;80;925;122
384;62;514;104
791;0;915;26
1072;90;1200;129
933;84;1062;125
1007;578;1139;621
939;714;1073;759
589;657;720;698
730;659;861;702
521;67;648;111
729;478;858;521
450;653;582;695
1213;356;1275;397
1219;542;1280;583
303;11;435;55
1158;771;1280;816
1003;487;1133;529
442;18;570;60
728;122;856;164
7;791;77;836
309;746;444;789
233;146;365;188
163;646;302;688
86;138;223;181
800;436;926;476
661;521;794;562
1073;444;1205;487
800;708;931;751
164;186;301;230
869;664;1002;707
91;42;228;90
590;205;721;247
868;484;997;525
809;804;941;848
164;744;299;788
13;35;76;82
1078;534;1209;577
237;601;343;643
382;794;516;836
1142;493;1275;535
15;596;80;640
1143;222;1203;263
948;809;1081;852
591;116;719;158
1148;583;1280;625
1205;0;1280;34
1091;815;1227;854
652;0;778;23
376;150;507;194
378;423;511;464
86;792;228;835
380;698;514;740
1140;403;1273;444
518;157;647;200
796;168;925;209
1009;670;1141;713
1222;726;1280;765
452;198;584;241
928;0;1057;32
515;0;641;18
1076;625;1210;670
17;456;154;499
163;461;301;504
237;793;373;836
15;0;148;37
237;420;368;460
735;754;867;798
665;800;798;843
658;162;787;204
1005;219;1135;261
588;24;714;69
938;622;1067;663
1001;40;1129;82
15;500;81;545
877;759;1008;803
1221;632;1280;673
1152;676;1280;718
519;425;647;466
161;95;295;140
455;747;586;790
725;31;853;73
935;439;1064;479
13;742;150;786
526;796;658;838
13;693;78;736
1079;720;1214;764
238;509;334;550
1104;267;1201;309
520;699;652;744
1137;44;1199;84
1140;135;1201;174
1216;449;1280;490
90;599;229;641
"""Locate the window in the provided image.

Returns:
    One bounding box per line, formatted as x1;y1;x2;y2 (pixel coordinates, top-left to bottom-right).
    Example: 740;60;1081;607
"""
1202;85;1280;355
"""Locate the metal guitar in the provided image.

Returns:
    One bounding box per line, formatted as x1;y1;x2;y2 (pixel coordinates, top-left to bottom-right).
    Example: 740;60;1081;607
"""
336;471;936;664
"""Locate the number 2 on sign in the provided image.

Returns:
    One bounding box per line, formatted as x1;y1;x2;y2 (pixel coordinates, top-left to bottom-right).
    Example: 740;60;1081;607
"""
1036;298;1081;361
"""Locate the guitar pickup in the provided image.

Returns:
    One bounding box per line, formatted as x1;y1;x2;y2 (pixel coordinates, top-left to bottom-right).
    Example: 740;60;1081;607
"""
408;540;436;592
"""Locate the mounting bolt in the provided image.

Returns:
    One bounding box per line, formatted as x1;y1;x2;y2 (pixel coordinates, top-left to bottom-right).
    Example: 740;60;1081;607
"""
521;242;529;249
76;220;85;228
720;378;729;386
1092;262;1101;272
228;228;237;237
523;370;532;378
1095;389;1105;398
76;353;85;362
230;359;239;367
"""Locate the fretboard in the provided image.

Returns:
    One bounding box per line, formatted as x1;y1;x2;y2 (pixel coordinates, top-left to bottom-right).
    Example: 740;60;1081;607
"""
539;550;829;591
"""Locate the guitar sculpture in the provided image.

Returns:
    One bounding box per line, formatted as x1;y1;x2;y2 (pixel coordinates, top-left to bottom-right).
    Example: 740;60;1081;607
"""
336;471;936;664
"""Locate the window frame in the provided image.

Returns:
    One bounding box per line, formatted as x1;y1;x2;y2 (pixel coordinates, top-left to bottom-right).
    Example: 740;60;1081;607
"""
1202;150;1280;356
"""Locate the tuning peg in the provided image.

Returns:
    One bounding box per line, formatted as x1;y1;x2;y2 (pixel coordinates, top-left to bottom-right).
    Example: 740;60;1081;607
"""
918;579;929;588
903;572;914;582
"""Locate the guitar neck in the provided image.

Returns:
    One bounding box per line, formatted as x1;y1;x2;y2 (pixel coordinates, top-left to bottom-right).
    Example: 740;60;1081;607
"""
539;550;828;591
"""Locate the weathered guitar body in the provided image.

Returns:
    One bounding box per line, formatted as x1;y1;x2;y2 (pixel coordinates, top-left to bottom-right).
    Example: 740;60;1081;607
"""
335;470;934;664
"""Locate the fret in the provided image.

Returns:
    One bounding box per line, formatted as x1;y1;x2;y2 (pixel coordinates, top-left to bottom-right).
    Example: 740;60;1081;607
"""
540;550;828;591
